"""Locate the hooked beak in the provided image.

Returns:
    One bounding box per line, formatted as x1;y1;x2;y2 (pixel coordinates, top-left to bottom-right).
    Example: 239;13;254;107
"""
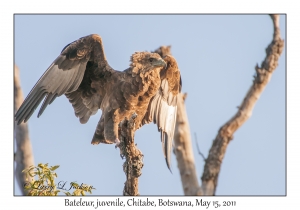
153;58;167;68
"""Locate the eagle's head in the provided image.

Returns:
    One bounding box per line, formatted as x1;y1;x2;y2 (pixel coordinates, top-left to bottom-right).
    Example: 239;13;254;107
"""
130;52;166;74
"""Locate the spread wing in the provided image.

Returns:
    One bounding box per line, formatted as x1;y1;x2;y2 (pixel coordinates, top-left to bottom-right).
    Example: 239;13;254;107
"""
15;34;114;125
142;55;182;170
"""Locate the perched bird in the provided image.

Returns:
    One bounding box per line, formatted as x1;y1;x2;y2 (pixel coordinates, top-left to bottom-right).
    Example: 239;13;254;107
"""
15;34;182;170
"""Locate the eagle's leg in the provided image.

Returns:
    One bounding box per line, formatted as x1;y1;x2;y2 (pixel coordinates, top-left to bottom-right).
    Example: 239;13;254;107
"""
114;138;121;148
91;115;112;145
103;109;120;146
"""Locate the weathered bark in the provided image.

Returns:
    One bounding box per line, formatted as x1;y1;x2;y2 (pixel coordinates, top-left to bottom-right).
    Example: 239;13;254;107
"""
174;93;202;195
119;113;143;196
201;14;284;195
14;65;35;195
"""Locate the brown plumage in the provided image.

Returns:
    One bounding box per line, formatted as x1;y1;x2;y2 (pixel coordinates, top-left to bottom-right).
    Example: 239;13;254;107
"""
14;34;181;170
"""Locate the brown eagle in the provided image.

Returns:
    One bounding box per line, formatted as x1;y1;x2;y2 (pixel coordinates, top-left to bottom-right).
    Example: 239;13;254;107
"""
15;34;181;170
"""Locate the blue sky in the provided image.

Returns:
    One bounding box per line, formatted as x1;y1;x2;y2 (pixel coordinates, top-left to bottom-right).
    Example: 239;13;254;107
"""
14;14;285;195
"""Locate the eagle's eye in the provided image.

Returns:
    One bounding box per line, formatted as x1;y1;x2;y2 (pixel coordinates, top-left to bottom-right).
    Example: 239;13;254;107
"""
149;58;154;62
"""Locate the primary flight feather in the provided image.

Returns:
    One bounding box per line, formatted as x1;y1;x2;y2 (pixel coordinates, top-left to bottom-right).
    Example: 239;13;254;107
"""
15;34;181;170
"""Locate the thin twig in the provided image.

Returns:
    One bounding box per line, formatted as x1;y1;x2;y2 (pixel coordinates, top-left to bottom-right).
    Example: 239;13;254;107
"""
194;133;206;161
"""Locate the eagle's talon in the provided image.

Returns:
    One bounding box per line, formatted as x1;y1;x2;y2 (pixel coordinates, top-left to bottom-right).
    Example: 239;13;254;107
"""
115;138;124;159
114;138;121;149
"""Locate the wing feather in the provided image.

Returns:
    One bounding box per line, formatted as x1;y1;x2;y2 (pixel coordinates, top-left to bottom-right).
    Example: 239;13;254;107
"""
15;61;87;124
23;91;47;123
16;88;46;122
15;34;113;124
38;93;57;117
145;88;178;171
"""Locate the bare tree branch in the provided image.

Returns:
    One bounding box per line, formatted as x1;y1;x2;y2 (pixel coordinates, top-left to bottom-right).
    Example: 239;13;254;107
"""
201;14;284;195
174;94;202;195
14;65;35;195
119;113;143;196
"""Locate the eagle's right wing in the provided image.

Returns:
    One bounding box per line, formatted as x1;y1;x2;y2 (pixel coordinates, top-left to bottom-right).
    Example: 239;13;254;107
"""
15;34;114;125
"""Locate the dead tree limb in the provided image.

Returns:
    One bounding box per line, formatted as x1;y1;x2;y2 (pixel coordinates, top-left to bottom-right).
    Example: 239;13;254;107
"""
14;65;35;195
119;113;143;196
174;94;202;195
201;14;284;195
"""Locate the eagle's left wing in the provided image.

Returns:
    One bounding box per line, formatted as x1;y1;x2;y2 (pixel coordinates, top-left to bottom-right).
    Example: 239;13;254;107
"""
142;55;182;171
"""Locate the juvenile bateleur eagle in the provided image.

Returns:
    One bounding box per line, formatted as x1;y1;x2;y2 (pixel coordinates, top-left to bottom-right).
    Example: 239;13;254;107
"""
15;34;182;170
